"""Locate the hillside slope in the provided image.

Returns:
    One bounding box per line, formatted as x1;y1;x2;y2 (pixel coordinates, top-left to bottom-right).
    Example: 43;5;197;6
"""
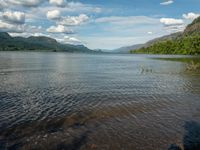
131;16;200;55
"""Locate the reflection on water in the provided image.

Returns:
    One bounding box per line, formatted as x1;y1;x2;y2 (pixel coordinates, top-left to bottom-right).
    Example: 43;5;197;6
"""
0;52;200;150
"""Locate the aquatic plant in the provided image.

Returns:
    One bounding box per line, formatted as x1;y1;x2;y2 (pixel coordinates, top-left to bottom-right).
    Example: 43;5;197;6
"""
140;65;153;74
186;61;200;72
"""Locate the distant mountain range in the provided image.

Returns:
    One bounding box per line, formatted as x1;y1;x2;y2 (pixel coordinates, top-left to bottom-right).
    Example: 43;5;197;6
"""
108;44;144;54
0;32;96;53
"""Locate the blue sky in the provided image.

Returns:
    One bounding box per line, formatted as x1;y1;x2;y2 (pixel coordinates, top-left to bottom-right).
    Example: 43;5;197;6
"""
0;0;200;49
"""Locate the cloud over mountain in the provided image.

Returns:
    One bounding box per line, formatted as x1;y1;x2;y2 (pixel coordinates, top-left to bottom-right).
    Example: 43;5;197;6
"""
58;35;82;45
183;12;200;20
0;10;26;33
0;20;24;33
46;25;74;34
160;18;184;26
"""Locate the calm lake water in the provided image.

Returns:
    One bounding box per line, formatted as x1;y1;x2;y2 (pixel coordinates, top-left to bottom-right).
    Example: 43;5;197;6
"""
0;52;200;150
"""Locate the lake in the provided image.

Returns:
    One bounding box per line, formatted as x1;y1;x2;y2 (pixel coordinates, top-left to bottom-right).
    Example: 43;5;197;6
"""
0;52;200;150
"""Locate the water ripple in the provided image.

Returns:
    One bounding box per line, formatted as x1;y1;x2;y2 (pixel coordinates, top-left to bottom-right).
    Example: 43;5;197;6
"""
0;53;200;149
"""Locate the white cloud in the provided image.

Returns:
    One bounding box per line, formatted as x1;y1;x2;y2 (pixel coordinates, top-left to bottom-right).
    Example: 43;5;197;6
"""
0;0;8;10
60;2;101;13
47;2;102;13
160;18;185;32
9;32;30;37
0;11;26;33
47;10;60;20
95;16;159;25
25;25;43;32
9;32;50;38
59;14;89;26
0;20;24;33
183;12;200;20
64;36;81;42
18;1;101;24
0;11;25;24
160;18;184;25
58;36;82;44
160;0;174;5
6;0;45;7
147;31;153;34
46;25;74;34
9;25;47;37
33;32;50;37
49;0;66;7
164;24;186;32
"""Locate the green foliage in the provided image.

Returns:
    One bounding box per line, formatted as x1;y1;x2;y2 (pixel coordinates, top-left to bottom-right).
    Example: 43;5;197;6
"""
131;35;200;55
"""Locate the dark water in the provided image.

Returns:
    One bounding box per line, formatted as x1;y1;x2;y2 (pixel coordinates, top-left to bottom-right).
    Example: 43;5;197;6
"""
0;52;200;150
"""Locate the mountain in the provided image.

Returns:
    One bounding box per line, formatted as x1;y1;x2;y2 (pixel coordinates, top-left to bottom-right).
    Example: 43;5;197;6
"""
0;32;11;39
110;44;144;54
0;32;95;53
131;16;200;55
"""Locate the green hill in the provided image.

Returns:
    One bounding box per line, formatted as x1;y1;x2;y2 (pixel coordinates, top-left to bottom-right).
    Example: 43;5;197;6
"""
0;32;95;53
131;16;200;55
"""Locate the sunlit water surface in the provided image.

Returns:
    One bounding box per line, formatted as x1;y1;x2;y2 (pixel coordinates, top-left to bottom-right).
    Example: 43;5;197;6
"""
0;52;200;150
